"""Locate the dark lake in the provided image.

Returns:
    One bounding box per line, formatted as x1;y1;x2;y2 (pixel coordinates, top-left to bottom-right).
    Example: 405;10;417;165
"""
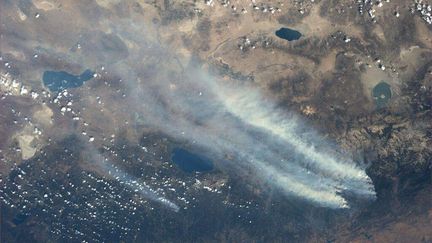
43;69;94;92
372;82;392;108
275;27;302;41
12;212;30;225
171;148;214;173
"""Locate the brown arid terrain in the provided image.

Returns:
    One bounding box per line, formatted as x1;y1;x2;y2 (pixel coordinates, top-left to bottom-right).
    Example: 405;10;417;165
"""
0;0;431;242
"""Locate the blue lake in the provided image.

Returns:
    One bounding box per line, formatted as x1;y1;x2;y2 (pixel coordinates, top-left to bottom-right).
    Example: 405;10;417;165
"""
43;69;94;92
171;148;214;173
275;27;302;41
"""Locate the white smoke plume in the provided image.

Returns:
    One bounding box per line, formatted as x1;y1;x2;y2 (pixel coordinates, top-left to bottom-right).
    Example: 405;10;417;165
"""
108;61;376;208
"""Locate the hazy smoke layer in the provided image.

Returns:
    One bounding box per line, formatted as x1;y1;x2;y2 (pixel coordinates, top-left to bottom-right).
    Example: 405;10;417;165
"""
86;145;180;212
113;57;375;208
91;21;375;208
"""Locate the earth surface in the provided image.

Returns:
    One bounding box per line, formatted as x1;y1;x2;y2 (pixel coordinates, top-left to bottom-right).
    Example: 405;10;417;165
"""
0;0;431;242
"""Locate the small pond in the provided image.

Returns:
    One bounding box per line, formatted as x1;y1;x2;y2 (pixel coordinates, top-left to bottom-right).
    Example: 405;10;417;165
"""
372;82;392;108
275;27;302;41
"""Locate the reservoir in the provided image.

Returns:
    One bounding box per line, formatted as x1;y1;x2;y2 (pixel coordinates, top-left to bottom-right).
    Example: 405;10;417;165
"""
171;148;214;173
43;69;94;92
372;82;392;108
275;27;302;41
